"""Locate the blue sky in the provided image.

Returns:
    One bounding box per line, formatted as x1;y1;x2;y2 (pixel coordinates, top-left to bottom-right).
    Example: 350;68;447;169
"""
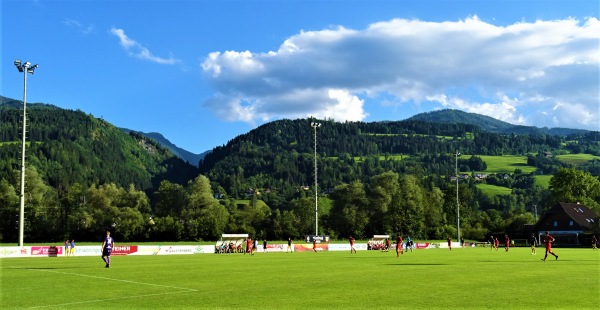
2;0;599;154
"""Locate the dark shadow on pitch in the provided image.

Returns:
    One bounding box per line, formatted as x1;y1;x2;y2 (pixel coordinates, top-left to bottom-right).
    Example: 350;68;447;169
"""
383;263;446;266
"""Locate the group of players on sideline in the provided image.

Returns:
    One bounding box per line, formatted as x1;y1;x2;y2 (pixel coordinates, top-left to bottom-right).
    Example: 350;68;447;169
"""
87;230;597;268
63;239;75;257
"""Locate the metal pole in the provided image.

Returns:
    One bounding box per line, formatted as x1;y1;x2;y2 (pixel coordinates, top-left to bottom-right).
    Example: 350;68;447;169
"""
456;152;460;242
19;67;28;247
313;125;318;236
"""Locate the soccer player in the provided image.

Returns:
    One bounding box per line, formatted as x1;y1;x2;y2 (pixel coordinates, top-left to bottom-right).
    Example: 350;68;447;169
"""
494;237;500;251
385;238;391;252
287;237;293;253
101;231;114;268
349;235;357;254
489;236;494;251
592;235;598;250
64;240;69;257
70;239;76;257
541;231;558;262
247;237;253;255
313;239;318;252
447;237;452;251
263;239;268;253
530;233;538;255
396;235;403;258
406;236;413;253
504;235;510;252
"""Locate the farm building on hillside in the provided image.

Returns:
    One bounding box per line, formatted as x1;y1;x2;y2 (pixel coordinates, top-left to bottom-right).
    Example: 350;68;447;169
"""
532;202;599;245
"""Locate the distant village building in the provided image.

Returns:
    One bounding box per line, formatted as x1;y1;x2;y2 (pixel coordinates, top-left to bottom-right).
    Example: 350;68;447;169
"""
532;202;599;245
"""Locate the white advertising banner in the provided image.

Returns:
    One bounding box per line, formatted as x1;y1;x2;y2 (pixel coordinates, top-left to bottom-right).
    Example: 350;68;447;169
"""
74;246;102;256
154;245;198;255
0;247;25;258
328;243;368;251
438;242;461;249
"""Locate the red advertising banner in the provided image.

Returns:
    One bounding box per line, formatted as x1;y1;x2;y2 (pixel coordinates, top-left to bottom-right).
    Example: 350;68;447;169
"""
31;246;63;256
111;245;138;256
415;243;430;249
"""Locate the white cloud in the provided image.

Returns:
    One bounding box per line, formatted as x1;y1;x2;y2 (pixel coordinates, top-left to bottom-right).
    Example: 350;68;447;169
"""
201;16;600;130
110;27;179;65
63;18;94;35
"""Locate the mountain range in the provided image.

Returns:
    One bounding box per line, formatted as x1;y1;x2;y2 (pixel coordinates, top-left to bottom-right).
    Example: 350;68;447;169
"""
120;129;208;167
0;95;592;168
406;109;588;136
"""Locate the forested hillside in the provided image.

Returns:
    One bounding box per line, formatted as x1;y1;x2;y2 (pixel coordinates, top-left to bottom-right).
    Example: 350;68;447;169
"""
1;99;599;244
120;129;207;167
408;109;590;136
0;101;198;242
195;118;599;241
199;118;600;202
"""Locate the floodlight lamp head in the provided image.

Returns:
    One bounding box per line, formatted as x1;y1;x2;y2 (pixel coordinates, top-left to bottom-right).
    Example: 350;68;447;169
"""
27;64;38;74
14;59;24;72
24;61;31;67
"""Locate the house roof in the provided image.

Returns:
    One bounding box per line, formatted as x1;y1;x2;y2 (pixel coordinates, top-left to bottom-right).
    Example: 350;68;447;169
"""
554;202;598;230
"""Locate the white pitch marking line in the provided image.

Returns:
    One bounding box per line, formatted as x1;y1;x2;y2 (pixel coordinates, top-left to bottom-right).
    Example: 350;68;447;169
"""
9;267;199;309
20;267;198;292
23;291;192;309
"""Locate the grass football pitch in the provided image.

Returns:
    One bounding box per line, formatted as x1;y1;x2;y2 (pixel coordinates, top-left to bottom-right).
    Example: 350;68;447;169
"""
1;246;599;309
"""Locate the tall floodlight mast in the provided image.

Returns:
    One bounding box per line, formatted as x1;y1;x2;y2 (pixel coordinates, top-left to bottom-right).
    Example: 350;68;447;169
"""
14;59;39;247
455;151;461;242
311;122;322;236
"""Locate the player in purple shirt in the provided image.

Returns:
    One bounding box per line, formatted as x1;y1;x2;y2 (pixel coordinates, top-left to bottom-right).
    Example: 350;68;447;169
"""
101;231;114;268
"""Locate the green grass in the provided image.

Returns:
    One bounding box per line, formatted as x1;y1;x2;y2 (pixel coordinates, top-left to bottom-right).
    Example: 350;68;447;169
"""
556;153;600;166
534;175;553;188
476;183;513;197
2;247;598;309
477;155;536;174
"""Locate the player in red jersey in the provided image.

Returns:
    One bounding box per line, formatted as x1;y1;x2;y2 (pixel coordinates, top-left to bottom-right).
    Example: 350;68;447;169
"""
396;235;403;258
246;237;253;255
541;231;558;261
313;239;318;252
494;237;500;251
349;236;357;254
504;235;510;252
447;237;452;251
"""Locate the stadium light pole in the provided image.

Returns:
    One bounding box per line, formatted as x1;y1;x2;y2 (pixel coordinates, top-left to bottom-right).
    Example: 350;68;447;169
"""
455;151;461;242
311;122;322;236
14;60;38;247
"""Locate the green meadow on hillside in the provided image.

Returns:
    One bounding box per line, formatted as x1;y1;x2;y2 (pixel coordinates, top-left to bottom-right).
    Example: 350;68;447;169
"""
476;155;536;174
556;153;600;165
534;175;553;188
476;183;513;197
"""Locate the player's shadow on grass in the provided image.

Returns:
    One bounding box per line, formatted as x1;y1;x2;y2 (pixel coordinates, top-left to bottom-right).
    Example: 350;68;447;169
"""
383;263;446;266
